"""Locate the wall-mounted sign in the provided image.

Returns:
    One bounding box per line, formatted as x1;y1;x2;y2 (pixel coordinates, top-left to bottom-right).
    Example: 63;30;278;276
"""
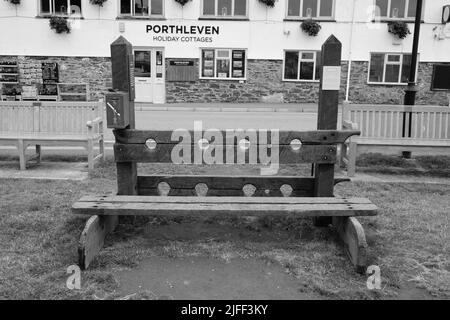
167;59;197;82
170;61;194;67
147;24;220;43
322;66;341;91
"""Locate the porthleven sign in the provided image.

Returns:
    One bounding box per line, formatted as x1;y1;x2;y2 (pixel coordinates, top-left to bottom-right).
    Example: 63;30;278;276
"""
146;24;220;43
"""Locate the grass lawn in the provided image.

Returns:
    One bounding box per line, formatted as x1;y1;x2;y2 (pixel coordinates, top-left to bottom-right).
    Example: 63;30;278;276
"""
0;160;449;300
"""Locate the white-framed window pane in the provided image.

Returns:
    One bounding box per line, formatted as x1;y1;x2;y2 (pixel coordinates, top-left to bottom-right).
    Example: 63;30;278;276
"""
302;0;318;17
385;64;400;82
203;0;215;15
218;0;232;16
234;0;246;16
387;54;401;62
40;0;51;14
390;0;406;18
217;50;230;58
202;50;215;77
284;52;299;80
401;54;412;83
217;60;230;78
300;61;315;80
407;0;417;18
288;0;301;16
70;0;82;15
376;0;388;17
231;50;245;78
134;51;151;78
151;0;163;15
369;53;385;82
319;0;333;17
120;0;131;14
301;52;314;60
54;0;68;15
134;0;149;15
202;49;245;79
315;52;321;80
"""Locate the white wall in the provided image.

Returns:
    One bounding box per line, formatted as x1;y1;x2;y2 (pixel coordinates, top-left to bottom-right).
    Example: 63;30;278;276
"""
0;0;449;61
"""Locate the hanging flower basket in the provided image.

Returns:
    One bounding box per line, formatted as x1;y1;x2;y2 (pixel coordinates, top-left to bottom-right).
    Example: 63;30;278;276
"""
388;21;411;39
301;20;321;37
174;0;192;6
89;0;108;6
5;0;21;4
258;0;276;7
49;16;71;34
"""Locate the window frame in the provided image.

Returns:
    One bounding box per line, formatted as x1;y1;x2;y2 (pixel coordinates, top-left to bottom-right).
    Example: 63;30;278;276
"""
373;0;425;21
285;0;336;20
367;52;419;85
200;0;249;19
38;0;83;17
199;48;247;81
118;0;165;18
282;50;321;83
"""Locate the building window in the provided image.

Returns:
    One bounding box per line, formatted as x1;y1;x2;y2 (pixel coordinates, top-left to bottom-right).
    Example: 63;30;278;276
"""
39;0;82;16
286;0;334;19
283;51;320;81
375;0;421;19
368;53;416;84
201;49;246;79
119;0;164;17
202;0;248;18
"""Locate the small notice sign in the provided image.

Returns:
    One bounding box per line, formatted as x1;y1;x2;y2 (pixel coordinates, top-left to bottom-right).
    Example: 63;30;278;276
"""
322;66;341;91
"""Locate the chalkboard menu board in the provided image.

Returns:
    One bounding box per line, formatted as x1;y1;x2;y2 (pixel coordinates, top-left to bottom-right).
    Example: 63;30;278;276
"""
42;62;59;84
41;62;59;96
431;64;450;91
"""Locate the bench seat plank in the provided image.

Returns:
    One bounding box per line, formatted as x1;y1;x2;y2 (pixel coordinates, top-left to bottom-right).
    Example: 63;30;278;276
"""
72;196;377;217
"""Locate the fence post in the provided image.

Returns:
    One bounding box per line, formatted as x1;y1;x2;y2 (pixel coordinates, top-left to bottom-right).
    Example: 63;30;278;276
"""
314;35;342;227
110;36;137;196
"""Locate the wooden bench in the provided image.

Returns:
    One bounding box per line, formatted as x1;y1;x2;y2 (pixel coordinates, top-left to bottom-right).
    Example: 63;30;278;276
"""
71;35;378;274
0;101;105;170
340;103;450;176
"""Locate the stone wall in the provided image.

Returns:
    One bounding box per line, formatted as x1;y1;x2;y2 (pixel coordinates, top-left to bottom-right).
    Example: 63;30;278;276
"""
348;61;450;106
0;56;111;101
166;59;349;104
1;55;448;105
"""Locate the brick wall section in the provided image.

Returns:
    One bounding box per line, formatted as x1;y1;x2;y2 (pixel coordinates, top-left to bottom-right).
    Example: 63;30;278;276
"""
0;56;111;101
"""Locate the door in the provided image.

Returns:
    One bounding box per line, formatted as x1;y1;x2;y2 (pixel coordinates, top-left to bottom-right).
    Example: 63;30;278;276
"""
134;48;165;103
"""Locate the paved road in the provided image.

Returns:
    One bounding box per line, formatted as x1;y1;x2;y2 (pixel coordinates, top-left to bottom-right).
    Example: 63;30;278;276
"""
104;110;341;142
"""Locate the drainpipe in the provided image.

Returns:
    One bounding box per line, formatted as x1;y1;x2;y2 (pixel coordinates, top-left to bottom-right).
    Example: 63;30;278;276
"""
345;0;357;102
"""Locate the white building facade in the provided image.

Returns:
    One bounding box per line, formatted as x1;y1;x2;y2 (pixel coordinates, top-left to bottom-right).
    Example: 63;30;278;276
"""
0;0;449;105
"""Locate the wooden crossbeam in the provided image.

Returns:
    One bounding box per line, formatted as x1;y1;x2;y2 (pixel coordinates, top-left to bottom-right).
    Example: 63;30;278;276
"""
136;175;349;197
114;144;337;164
72;196;378;217
114;129;360;145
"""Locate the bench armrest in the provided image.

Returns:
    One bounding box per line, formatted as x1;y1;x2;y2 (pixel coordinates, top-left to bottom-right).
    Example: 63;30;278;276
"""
86;117;103;136
343;120;358;131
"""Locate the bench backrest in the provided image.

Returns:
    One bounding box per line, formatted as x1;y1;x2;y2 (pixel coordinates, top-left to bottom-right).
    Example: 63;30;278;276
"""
0;101;102;135
343;104;450;140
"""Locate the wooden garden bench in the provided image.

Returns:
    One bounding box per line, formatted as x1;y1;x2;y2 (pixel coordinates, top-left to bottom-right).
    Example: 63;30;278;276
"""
71;35;378;274
340;103;450;176
0;100;105;170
